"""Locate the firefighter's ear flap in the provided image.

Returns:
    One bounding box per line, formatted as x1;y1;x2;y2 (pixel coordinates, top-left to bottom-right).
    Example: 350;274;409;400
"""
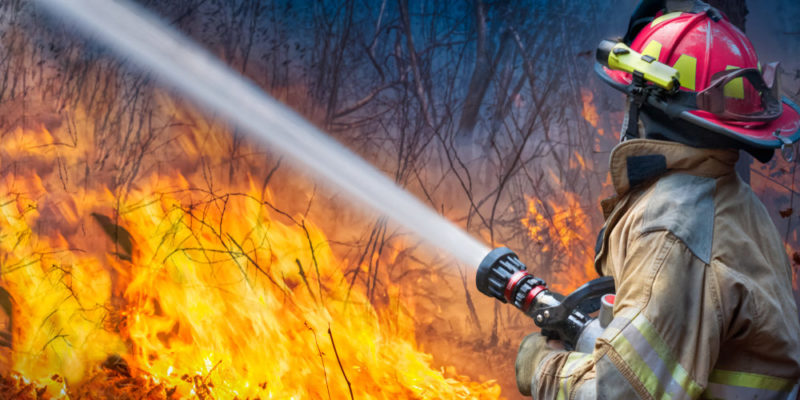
624;0;666;44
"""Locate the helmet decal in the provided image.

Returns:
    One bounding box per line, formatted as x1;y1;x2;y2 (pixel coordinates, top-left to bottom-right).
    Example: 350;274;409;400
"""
650;12;683;28
642;40;663;60
673;54;697;90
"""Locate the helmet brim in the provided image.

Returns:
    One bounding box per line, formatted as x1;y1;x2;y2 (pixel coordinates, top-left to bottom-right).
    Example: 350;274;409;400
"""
680;101;800;149
594;62;800;149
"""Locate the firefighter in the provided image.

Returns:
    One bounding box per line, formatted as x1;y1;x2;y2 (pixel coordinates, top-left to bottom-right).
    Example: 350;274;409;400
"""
515;1;800;399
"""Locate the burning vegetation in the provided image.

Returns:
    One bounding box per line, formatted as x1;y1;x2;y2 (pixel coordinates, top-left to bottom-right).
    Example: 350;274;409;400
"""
0;103;502;399
520;192;597;294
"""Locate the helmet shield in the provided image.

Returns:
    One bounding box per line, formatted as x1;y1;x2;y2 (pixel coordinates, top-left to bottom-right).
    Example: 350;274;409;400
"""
696;66;783;123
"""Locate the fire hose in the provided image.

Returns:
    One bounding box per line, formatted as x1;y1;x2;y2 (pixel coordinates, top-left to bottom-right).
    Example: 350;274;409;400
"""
476;247;615;352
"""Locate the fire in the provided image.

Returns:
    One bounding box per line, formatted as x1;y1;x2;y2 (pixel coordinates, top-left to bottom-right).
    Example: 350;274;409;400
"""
581;89;604;137
569;151;591;172
520;193;597;294
0;107;501;398
788;240;800;292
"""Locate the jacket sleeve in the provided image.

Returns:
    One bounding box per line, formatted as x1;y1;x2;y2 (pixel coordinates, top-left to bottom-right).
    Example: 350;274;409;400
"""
530;230;721;399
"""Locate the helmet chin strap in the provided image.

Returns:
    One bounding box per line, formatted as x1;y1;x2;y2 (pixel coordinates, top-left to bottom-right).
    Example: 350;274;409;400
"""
622;99;642;142
622;71;650;142
620;100;636;142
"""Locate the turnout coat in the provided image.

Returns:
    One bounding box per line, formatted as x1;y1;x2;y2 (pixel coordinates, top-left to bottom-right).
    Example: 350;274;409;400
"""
527;139;800;399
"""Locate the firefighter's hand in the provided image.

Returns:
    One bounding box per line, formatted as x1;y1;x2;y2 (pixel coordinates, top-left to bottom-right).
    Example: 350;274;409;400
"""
515;333;563;396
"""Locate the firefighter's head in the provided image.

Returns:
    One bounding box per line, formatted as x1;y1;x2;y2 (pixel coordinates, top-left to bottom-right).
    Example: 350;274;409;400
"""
595;0;800;162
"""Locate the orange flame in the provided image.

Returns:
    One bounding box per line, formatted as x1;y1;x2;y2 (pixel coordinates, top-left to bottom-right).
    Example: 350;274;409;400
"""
581;89;604;137
520;193;598;294
0;103;502;398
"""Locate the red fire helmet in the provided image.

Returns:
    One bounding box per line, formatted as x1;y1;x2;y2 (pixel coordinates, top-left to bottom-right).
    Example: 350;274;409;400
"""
596;8;800;150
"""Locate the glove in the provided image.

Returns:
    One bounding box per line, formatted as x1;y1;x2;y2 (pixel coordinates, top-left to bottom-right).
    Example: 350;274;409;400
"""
515;333;561;396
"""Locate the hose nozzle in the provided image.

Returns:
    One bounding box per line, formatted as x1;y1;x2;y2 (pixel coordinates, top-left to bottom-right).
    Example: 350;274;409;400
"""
476;247;616;350
476;247;549;314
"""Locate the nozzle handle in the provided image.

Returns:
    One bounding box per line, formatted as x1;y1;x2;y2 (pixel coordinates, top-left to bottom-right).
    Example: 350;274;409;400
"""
476;247;616;349
534;276;615;325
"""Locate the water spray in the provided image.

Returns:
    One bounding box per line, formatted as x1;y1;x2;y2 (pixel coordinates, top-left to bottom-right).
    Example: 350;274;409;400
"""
476;248;615;351
35;0;489;268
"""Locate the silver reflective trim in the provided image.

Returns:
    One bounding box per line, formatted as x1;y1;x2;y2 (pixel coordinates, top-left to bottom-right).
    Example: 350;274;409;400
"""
606;316;632;333
620;323;691;400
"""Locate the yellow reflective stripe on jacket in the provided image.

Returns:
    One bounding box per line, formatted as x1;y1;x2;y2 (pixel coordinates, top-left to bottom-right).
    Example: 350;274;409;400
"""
709;369;795;392
556;352;592;400
700;369;798;399
609;314;704;399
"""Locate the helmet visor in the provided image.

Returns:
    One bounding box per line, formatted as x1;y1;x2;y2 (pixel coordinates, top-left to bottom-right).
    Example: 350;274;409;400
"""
696;64;783;123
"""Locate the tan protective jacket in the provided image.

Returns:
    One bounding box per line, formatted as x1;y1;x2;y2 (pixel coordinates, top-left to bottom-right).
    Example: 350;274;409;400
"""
530;139;800;399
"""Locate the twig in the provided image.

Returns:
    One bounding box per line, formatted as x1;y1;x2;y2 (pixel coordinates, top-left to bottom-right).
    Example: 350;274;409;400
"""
458;265;482;333
295;259;318;302
307;323;332;400
226;233;292;301
328;324;354;400
300;221;325;303
202;359;222;385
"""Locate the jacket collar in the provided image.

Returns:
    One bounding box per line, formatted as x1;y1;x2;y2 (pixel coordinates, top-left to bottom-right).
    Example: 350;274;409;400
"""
608;139;739;196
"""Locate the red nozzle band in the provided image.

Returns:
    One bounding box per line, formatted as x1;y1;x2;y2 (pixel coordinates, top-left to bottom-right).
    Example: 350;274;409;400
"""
504;270;530;303
523;285;547;312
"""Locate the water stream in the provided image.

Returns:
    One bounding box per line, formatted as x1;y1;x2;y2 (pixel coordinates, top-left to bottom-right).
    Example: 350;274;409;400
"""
36;0;491;268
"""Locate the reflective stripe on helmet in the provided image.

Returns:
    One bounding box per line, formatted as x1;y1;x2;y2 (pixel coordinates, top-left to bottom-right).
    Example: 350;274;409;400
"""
555;352;592;400
673;54;698;91
650;12;684;29
642;40;663;60
609;314;704;400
